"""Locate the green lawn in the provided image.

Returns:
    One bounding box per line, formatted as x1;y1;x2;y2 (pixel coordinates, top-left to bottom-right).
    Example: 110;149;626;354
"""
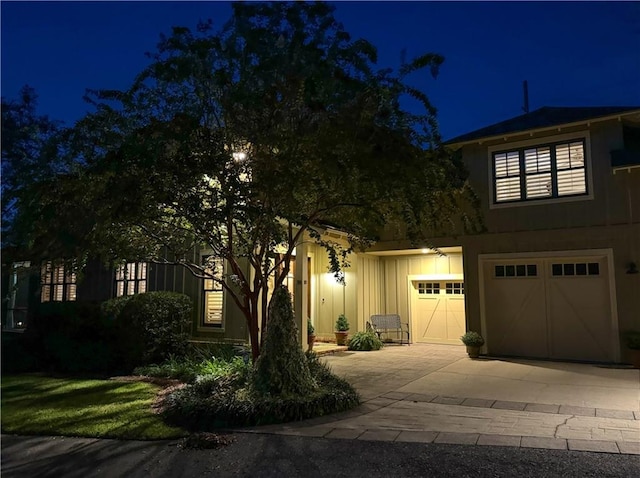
1;374;187;440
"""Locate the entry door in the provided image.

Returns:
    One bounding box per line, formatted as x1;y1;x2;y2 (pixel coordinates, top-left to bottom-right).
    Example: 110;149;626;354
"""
411;281;466;344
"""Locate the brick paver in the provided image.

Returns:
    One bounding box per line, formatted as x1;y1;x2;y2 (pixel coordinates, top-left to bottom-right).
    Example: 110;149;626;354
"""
567;439;620;453
434;432;479;445
251;344;640;454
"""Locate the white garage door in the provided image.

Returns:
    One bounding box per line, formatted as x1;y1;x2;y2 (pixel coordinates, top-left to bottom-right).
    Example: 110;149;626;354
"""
482;255;614;362
410;280;466;344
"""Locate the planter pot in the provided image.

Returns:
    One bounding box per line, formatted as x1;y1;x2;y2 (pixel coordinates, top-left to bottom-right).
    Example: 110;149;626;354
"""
307;334;316;352
335;331;349;346
466;345;481;358
630;349;640;369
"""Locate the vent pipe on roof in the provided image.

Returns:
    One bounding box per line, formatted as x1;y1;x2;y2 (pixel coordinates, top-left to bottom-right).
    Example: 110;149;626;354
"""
522;80;530;114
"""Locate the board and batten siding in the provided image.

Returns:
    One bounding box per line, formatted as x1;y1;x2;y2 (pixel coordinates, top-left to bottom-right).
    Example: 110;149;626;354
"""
464;120;636;233
379;253;464;325
356;254;382;331
311;245;357;338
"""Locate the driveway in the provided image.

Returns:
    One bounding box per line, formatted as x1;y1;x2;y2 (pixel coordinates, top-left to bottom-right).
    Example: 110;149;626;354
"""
246;344;640;454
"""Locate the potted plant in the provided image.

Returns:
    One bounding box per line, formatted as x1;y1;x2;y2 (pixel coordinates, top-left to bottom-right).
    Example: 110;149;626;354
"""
307;318;316;352
335;314;350;345
460;331;484;358
624;331;640;368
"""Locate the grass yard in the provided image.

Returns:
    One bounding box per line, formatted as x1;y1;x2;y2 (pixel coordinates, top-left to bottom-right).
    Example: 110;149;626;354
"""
1;374;187;440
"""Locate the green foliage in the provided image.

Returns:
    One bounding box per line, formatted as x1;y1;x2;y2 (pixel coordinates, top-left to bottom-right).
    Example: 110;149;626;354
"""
460;331;484;347
1;333;39;374
335;314;350;331
8;2;481;361
347;330;383;351
1;86;70;250
307;318;315;336
134;355;249;385
24;301;118;374
624;331;640;350
162;352;359;429
253;287;316;396
115;292;193;370
100;294;135;320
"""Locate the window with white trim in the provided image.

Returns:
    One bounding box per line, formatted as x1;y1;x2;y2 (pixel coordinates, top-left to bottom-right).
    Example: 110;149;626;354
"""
115;262;147;296
203;256;224;327
493;139;587;203
41;261;76;302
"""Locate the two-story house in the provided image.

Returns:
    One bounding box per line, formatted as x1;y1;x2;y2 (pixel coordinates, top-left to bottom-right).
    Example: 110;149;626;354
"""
4;106;639;365
439;106;640;363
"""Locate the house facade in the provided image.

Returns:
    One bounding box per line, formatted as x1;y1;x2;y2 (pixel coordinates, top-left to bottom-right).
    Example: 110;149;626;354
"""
4;106;639;364
363;106;639;364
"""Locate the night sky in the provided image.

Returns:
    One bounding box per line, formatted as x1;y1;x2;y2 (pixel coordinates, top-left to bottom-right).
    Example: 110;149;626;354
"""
2;1;639;140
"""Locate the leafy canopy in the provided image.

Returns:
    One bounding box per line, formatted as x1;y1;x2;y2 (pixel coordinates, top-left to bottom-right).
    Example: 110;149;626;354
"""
8;2;480;359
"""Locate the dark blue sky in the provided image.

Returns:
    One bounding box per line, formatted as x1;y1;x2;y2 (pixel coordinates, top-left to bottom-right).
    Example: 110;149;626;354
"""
2;1;639;139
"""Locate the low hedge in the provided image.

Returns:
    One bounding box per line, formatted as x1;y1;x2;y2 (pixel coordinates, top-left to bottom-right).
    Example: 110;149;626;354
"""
162;353;360;429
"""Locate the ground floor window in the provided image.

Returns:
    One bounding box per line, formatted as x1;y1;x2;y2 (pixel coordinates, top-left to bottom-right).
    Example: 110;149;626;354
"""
203;256;224;327
115;262;148;296
41;261;76;302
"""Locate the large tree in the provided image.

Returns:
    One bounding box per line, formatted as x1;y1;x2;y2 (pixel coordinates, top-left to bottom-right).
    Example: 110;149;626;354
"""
12;2;480;360
1;86;69;250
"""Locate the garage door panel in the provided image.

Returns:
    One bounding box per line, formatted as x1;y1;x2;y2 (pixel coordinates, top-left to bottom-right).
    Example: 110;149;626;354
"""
411;281;465;344
482;255;614;362
446;297;466;340
548;274;611;362
484;275;548;357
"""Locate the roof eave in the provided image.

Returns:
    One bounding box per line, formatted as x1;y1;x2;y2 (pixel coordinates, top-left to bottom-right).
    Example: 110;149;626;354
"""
446;109;640;149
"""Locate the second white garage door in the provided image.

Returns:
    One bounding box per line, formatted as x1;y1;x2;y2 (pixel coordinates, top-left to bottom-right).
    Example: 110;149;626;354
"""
410;280;466;345
482;254;615;362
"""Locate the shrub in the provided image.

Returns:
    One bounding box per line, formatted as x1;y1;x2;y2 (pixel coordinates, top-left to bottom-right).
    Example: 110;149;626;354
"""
24;301;117;374
252;286;316;396
460;331;484;347
624;331;640;350
347;330;383;351
1;332;39;374
100;295;135;321
162;352;359;429
335;314;350;331
115;292;193;371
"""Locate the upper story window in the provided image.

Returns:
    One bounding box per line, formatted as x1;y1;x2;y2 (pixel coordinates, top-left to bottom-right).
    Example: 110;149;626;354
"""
115;262;147;296
41;261;76;302
493;138;587;204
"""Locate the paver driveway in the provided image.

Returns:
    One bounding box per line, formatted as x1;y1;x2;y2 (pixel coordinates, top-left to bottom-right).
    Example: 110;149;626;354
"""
247;343;640;454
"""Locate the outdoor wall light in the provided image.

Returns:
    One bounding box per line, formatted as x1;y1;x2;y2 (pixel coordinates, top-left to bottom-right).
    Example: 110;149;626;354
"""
626;262;639;274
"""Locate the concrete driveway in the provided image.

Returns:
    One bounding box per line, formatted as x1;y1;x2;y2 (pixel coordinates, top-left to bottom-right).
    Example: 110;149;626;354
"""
246;344;640;454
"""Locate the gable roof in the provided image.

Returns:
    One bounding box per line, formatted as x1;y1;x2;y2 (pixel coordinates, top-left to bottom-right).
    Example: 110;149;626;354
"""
446;106;640;146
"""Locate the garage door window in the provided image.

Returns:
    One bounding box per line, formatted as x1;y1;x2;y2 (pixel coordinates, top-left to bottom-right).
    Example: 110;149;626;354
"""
495;264;537;278
418;282;440;294
551;262;599;276
445;282;464;294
